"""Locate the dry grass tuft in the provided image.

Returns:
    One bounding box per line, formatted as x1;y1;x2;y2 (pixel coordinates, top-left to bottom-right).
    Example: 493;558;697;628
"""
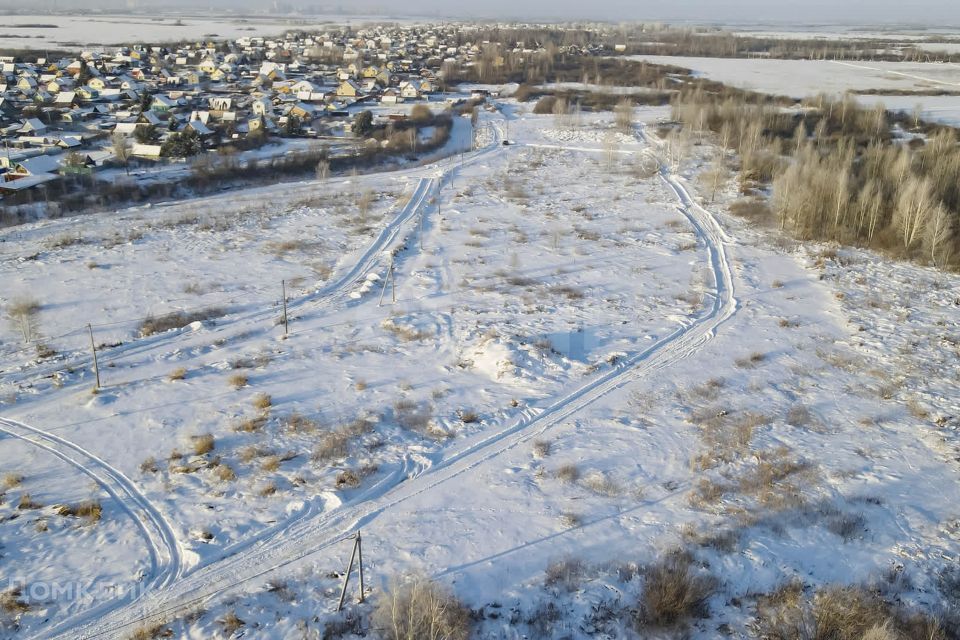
17;493;43;510
284;412;319;433
190;434;215;456
335;469;361;489
252;393;272;411
215;464;237;482
372;574;472;640
735;351;767;368
257;482;278;497
219;610;245;635
127;624;169;640
56;500;103;523
1;473;23;490
228;373;249;389
532;440;552;458
234;415;267;433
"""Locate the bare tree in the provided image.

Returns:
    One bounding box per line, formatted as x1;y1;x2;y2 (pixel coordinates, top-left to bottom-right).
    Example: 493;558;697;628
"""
614;99;633;131
553;97;569;128
372;574;471;640
315;158;330;181
112;131;132;175
357;189;375;222
923;204;954;266
894;177;937;250
602;131;619;168
701;151;730;203
7;298;40;343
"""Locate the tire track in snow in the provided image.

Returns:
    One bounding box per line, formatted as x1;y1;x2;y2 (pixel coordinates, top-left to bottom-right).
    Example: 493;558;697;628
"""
0;135;500;392
0;417;184;639
55;122;739;640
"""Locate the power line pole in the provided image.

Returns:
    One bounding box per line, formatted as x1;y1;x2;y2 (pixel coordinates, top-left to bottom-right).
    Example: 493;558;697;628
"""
281;279;288;336
87;324;101;390
378;259;395;306
336;531;365;611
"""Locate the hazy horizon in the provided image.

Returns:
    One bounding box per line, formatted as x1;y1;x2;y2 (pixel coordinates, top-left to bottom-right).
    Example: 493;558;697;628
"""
0;0;958;26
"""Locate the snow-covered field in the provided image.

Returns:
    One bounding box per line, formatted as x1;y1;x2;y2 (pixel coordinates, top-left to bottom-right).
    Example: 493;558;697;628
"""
633;54;960;97
855;94;960;127
1;102;959;639
0;13;413;49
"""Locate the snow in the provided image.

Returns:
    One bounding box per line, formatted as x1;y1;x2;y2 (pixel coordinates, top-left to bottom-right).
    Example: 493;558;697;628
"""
855;94;960;127
1;98;959;639
631;54;960;96
0;13;417;50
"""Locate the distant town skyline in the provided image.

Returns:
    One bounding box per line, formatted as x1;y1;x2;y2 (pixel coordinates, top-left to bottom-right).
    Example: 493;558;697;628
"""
0;0;958;25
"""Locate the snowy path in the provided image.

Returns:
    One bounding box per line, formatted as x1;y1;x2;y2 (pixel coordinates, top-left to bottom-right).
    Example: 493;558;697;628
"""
50;127;740;640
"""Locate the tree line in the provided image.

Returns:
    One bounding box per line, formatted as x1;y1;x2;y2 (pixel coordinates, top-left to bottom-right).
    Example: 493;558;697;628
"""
671;88;959;268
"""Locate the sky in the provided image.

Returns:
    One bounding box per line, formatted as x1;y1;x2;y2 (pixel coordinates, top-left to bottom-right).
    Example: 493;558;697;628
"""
0;0;957;25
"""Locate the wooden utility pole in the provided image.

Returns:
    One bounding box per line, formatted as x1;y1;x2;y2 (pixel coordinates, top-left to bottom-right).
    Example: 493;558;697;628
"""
336;531;365;611
356;530;365;602
378;260;395;306
281;280;289;336
87;324;100;390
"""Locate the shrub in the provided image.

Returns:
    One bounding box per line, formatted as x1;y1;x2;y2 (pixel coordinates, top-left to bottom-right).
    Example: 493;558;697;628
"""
168;367;187;381
638;550;716;629
7;296;41;342
554;464;580;483
139;307;225;337
729;197;772;222
756;583;946;640
0;588;29;617
582;472;621;497
533;95;558;114
544;558;585;592
532;440;551;458
410;104;433;122
314;430;351;462
335;470;361;489
372;575;471;640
